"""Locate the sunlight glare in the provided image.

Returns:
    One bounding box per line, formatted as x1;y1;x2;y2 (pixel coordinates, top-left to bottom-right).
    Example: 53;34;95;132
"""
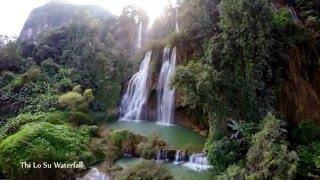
129;0;169;24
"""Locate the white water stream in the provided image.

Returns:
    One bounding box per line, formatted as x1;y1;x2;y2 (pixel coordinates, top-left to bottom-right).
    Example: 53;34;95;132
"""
156;47;177;125
136;21;142;49
120;51;152;121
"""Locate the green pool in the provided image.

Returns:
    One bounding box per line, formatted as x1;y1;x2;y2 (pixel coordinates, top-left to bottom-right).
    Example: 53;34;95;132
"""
107;120;206;150
115;157;214;180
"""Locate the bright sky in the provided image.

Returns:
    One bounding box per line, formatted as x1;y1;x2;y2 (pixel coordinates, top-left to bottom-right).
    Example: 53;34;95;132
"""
0;0;175;37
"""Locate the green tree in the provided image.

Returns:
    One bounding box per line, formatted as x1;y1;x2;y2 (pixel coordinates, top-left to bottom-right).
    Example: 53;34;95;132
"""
207;136;241;173
246;113;298;179
213;0;275;122
174;60;223;131
0;39;23;73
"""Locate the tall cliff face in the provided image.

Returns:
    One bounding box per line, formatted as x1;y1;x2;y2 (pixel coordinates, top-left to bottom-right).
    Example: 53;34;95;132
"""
281;46;320;124
275;0;320;124
19;2;112;42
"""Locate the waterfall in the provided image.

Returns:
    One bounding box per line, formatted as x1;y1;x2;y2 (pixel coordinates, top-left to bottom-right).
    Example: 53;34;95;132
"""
156;150;162;160
174;150;186;164
136;21;142;49
156;150;169;161
183;153;212;171
156;47;177;125
175;8;179;33
270;2;277;12
287;5;299;23
120;51;152;121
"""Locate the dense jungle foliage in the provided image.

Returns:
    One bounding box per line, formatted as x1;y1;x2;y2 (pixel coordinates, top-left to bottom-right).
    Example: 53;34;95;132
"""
0;3;138;179
170;0;320;178
0;0;319;179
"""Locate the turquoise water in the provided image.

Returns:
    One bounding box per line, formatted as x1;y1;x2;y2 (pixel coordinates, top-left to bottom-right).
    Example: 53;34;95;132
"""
115;157;214;180
107;121;213;179
107;120;206;150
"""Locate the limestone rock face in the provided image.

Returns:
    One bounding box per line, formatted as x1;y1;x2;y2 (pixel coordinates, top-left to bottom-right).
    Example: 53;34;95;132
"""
281;47;320;125
19;2;112;42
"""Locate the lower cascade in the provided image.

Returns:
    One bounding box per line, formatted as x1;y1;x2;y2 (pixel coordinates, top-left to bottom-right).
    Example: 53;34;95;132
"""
154;150;210;171
156;149;169;161
155;149;175;161
120;51;152;120
80;168;109;180
156;47;177;125
174;150;187;164
183;153;212;171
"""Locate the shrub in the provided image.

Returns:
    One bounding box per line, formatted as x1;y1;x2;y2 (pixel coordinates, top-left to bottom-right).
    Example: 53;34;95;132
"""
218;164;245;179
78;89;95;111
57;78;73;92
69;111;94;125
12;67;40;89
0;40;23;72
136;142;155;159
291;121;320;144
0;111;68;139
0;71;14;86
207;137;241;173
114;160;173;180
58;91;83;110
110;129;146;156
246;113;298;179
297;141;320;177
305;16;318;29
105;107;118;122
136;134;166;159
40;58;60;76
21;92;59;114
273;8;294;29
58;87;95;112
0;122;92;179
290;119;319;180
72;85;82;93
83;89;94;104
21;67;40;84
79;151;95;165
21;57;36;70
89;137;121;164
110;129;135;148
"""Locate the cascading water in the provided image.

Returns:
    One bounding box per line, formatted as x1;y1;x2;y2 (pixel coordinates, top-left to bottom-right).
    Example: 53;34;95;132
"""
287;5;299;23
156;149;170;161
156;47;177;125
136;21;143;49
174;150;187;164
80;168;109;180
270;2;277;11
175;8;179;33
120;51;152;121
183;153;212;171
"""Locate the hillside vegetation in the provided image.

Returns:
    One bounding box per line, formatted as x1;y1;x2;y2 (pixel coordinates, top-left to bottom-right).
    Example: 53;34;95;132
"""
0;0;320;179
